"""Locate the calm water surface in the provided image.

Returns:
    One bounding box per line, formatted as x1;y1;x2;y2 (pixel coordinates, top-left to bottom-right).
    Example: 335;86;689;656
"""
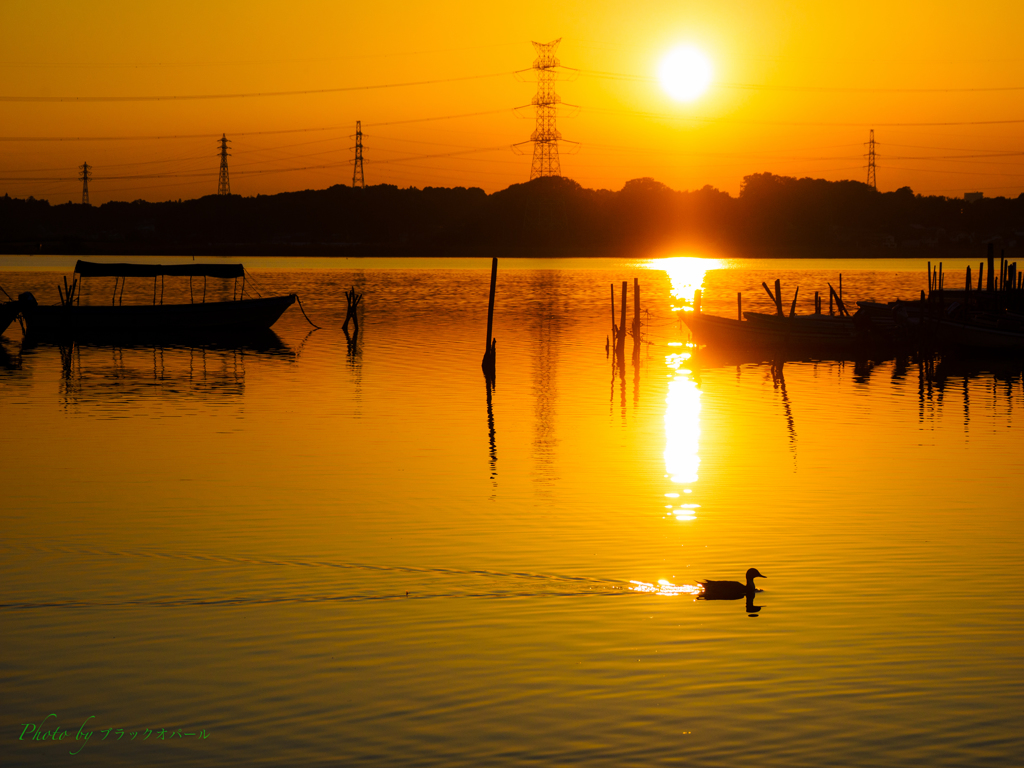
1;256;1022;767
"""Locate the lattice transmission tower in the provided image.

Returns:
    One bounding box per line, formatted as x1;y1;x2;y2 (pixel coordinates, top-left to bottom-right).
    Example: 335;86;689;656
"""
512;39;578;180
866;129;877;190
529;39;563;178
79;161;91;205
528;39;563;179
217;134;231;195
352;121;365;188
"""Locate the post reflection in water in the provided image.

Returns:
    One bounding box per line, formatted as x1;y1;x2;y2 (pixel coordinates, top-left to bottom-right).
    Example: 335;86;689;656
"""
771;358;797;453
484;377;497;486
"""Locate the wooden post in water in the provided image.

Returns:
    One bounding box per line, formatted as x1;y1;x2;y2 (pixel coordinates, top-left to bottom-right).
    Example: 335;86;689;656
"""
987;243;995;292
482;257;497;376
814;291;820;315
928;261;932;292
774;279;783;316
617;281;628;356
978;262;984;292
737;292;742;321
610;284;616;342
633;278;641;342
633;278;641;362
789;286;800;317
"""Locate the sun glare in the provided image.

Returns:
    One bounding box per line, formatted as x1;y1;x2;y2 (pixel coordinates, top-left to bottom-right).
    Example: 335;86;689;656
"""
658;46;713;102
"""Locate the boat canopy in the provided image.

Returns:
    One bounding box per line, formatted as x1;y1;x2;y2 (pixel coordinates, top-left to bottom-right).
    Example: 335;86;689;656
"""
74;261;244;279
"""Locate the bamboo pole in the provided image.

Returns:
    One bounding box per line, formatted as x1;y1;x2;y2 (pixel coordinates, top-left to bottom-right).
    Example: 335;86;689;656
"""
987;243;995;292
482;257;498;375
737;292;742;321
610;284;616;340
617;281;628;356
633;277;640;341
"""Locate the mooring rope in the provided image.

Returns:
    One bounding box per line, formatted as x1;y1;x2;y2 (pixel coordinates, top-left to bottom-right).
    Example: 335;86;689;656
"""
294;295;322;330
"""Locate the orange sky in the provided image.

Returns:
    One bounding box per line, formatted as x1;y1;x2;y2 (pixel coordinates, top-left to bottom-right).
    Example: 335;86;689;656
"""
2;0;1023;204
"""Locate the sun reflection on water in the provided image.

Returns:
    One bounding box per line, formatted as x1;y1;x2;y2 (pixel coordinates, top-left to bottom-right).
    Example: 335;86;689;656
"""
651;256;715;521
629;579;703;597
664;356;701;487
645;255;722;312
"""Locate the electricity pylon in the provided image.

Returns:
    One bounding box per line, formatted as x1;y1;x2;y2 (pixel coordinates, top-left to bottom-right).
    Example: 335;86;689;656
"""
866;129;877;190
529;39;562;178
352;121;365;188
513;39;579;180
218;134;231;196
79;161;91;205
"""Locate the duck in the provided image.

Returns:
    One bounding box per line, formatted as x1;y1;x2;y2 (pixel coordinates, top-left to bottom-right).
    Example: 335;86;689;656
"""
698;568;766;600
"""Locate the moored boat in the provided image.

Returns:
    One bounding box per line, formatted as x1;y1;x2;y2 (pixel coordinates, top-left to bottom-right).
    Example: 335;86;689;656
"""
0;299;20;337
19;261;296;340
683;309;861;352
933;313;1024;353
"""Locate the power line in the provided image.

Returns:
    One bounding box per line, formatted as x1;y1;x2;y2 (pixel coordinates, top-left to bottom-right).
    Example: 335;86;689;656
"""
580;68;1024;93
0;42;527;69
0;72;510;102
585;106;1024;127
0;109;512;142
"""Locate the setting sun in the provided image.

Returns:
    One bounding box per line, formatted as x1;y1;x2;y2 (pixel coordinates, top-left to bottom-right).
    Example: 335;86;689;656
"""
658;45;713;102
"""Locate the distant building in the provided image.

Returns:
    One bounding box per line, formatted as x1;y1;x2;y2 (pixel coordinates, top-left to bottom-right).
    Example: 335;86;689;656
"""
964;192;984;202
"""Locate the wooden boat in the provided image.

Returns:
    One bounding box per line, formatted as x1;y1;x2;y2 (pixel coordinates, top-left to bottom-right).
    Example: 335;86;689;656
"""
933;314;1024;352
19;261;296;340
0;299;20;337
683;310;860;352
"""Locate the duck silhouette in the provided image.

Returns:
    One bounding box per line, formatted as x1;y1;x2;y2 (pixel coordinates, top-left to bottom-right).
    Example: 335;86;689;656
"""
698;568;766;600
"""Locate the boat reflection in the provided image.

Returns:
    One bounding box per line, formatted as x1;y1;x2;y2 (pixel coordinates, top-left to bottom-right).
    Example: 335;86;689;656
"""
18;331;294;404
687;342;1023;434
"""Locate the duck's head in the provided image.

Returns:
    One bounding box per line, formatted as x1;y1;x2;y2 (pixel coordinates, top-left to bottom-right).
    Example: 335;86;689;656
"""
746;568;766;581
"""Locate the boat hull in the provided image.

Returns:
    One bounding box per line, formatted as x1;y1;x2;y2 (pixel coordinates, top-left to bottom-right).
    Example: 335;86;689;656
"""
21;294;296;340
683;311;861;353
0;300;20;337
934;318;1024;352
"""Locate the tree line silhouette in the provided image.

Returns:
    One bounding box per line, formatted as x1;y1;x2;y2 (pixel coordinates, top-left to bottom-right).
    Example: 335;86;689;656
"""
2;173;1021;256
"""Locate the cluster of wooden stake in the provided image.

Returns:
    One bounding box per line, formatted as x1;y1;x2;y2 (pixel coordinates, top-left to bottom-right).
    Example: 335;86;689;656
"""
609;278;643;360
754;276;850;318
342;286;363;336
937;244;1024;312
57;276;79;308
